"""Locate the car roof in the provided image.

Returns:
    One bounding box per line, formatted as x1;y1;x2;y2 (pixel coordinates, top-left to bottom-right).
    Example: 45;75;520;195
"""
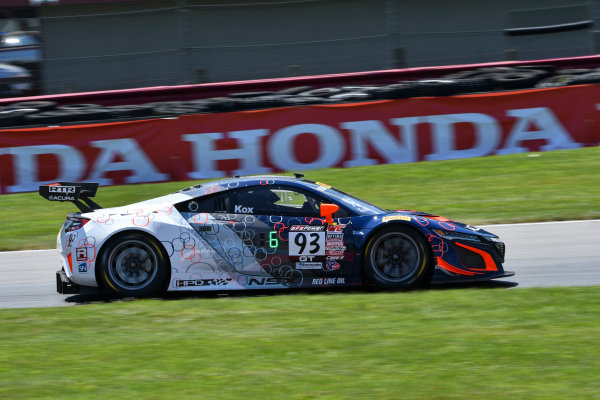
174;174;387;216
178;175;319;197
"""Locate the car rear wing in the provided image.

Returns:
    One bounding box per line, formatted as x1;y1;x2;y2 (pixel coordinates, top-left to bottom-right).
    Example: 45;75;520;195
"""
39;182;102;213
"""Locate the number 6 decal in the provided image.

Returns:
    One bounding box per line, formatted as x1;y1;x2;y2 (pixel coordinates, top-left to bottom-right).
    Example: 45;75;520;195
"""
289;226;325;256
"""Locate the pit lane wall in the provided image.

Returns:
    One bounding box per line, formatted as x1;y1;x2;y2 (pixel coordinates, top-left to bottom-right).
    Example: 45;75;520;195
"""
1;84;599;194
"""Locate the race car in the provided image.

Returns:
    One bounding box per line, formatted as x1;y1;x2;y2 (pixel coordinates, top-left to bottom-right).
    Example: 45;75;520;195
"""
40;175;513;296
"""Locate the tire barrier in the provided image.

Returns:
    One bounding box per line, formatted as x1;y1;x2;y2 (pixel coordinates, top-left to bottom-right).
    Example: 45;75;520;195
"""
5;101;57;111
2;64;600;129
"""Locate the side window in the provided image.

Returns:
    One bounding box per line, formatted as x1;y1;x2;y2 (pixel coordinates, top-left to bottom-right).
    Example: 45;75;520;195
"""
230;186;286;215
229;185;349;218
176;192;228;214
271;187;320;216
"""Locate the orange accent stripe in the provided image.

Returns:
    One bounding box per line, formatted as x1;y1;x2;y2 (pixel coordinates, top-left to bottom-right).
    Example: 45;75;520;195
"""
428;215;452;222
66;253;73;274
436;257;481;276
454;242;498;271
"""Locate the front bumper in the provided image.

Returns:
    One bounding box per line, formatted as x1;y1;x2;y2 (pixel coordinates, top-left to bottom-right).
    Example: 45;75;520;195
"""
433;270;515;285
427;231;511;283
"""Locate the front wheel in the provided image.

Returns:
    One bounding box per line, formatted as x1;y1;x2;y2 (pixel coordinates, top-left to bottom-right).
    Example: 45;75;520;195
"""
98;232;169;297
364;226;432;289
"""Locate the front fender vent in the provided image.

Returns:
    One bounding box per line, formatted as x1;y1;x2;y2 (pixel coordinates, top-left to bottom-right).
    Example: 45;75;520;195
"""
452;244;486;270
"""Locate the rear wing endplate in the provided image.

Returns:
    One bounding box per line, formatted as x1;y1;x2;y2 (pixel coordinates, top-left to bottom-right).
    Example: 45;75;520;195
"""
39;182;102;213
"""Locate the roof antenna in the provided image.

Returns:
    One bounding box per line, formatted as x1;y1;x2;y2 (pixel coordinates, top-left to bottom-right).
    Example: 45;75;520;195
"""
294;172;304;178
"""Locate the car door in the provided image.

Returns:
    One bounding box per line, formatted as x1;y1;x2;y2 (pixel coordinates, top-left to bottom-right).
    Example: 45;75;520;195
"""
178;187;283;279
181;184;355;288
224;184;356;287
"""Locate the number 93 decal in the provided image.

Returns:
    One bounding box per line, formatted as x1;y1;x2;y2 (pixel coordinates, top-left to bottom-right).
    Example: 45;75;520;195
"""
289;225;326;256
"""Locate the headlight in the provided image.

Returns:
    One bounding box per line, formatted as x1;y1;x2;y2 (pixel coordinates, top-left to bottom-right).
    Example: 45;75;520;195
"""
432;229;480;242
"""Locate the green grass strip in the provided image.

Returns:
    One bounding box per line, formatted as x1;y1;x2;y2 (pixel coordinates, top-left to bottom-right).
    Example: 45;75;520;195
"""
0;286;598;399
1;147;599;250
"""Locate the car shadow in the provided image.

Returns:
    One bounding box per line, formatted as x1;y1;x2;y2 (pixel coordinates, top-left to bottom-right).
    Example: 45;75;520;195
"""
430;279;519;290
63;279;519;305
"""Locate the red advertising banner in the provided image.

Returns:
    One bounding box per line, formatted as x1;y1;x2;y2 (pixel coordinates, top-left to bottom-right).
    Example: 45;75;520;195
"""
1;85;599;194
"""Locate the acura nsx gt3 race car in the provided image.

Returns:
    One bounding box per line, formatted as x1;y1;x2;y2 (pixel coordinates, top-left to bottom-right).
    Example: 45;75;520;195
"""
40;175;513;296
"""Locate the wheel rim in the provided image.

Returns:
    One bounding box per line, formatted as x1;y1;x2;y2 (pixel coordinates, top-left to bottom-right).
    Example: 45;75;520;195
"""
369;232;422;283
107;239;159;290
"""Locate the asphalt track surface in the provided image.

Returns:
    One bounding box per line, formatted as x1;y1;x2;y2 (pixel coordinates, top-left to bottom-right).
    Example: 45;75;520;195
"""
0;220;598;310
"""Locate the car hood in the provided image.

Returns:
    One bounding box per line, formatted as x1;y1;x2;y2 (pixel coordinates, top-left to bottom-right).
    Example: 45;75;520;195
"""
391;209;496;237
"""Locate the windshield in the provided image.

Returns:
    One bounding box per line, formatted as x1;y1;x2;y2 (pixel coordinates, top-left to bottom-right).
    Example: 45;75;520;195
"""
325;187;385;215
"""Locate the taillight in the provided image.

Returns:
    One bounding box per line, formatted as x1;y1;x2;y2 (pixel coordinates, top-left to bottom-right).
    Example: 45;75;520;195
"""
64;217;90;232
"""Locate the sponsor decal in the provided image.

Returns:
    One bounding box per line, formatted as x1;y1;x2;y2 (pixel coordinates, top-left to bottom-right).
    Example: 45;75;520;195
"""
315;182;331;192
325;224;347;256
49;186;76;194
326;238;346;247
382;215;412;222
49;195;76;201
325;260;341;270
326;225;345;244
178;276;295;288
75;237;97;262
76;247;88;261
296;262;323;270
290;225;325;231
176;278;234;287
234;205;253;213
78;262;88;273
66;232;76;247
312;277;345;285
325;246;346;252
243;277;292;286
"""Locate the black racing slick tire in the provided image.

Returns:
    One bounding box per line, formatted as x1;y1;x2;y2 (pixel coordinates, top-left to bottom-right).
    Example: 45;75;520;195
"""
364;226;433;289
98;232;169;297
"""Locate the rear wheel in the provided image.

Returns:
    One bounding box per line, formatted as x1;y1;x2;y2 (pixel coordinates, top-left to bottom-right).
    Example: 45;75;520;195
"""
364;226;432;289
99;232;169;297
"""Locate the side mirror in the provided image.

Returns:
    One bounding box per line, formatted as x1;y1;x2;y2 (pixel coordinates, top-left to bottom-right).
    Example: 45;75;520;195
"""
320;203;339;224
